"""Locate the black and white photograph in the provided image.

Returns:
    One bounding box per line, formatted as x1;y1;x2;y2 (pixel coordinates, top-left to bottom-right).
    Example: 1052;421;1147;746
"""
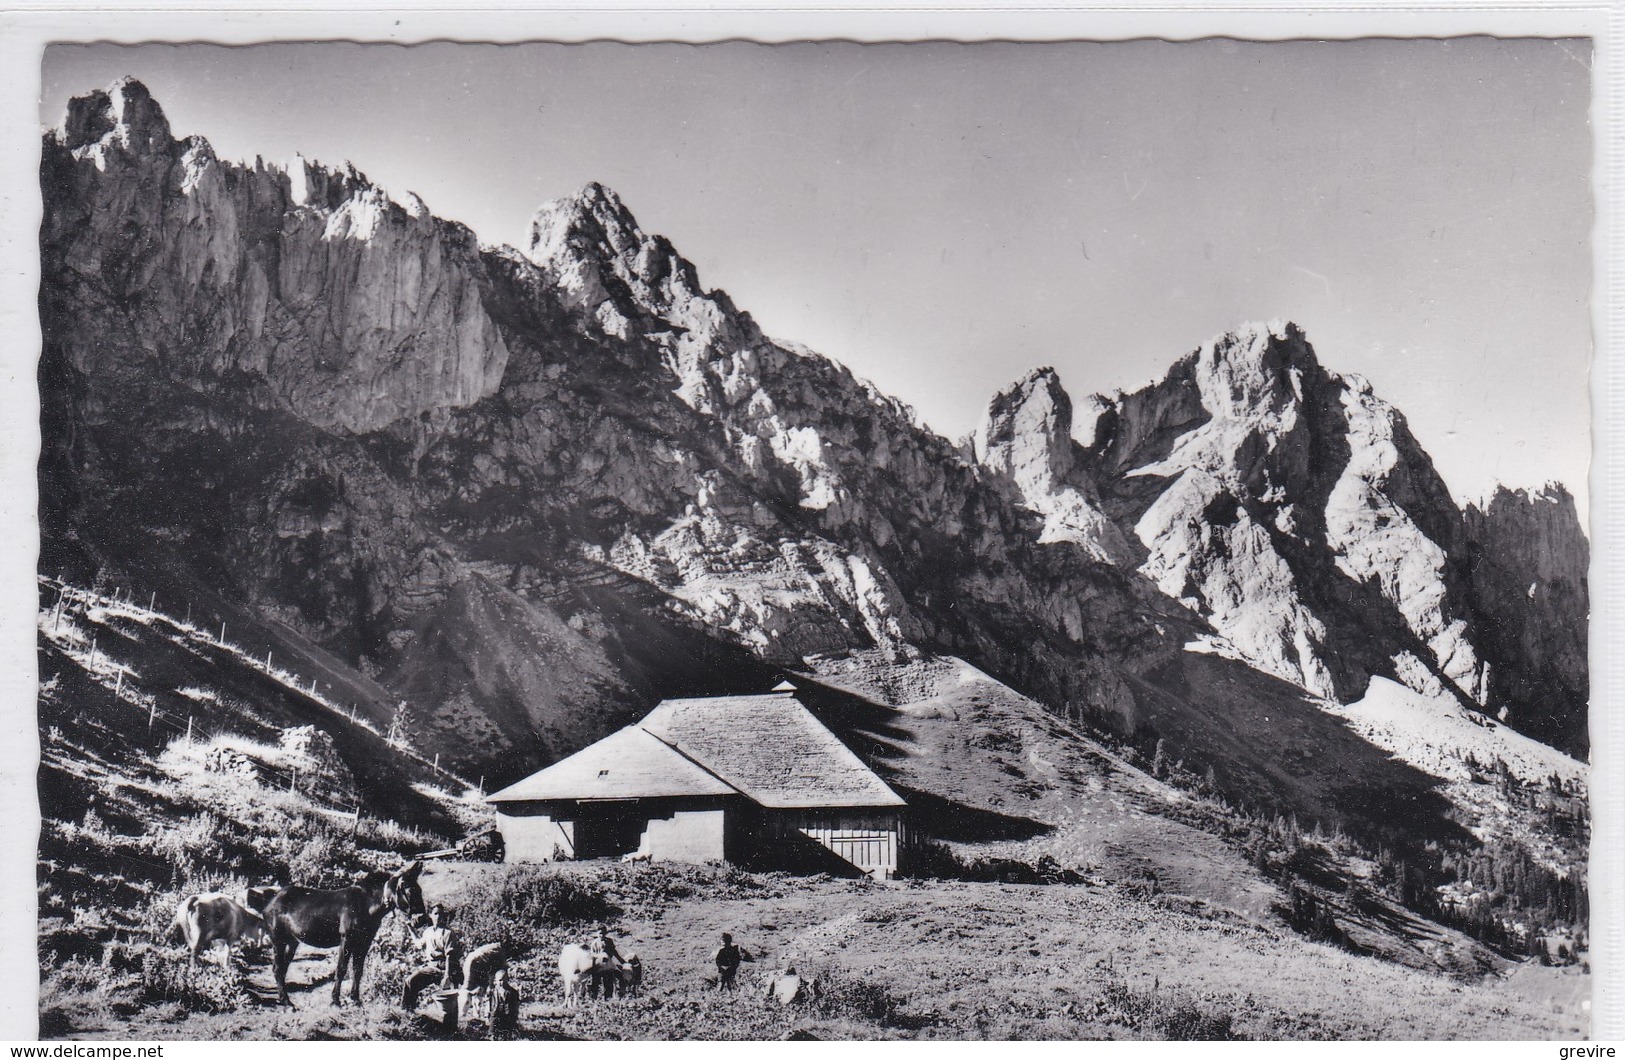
15;22;1607;1042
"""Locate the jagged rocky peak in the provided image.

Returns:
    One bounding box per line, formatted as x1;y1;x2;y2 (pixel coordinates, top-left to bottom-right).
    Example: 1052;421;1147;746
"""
1471;481;1584;532
1190;318;1322;423
1066;318;1494;713
974;366;1075;491
1471;481;1581;527
286;154;377;212
57;76;172;154
522;181;716;340
526;180;694;294
527;181;641;262
972;366;1135;565
1072;320;1326;485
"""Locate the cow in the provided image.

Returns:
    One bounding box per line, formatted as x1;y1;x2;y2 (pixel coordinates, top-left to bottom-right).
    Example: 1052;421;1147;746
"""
557;943;601;1007
556;943;639;1005
619;851;651;864
262;860;427;1006
171;892;268;968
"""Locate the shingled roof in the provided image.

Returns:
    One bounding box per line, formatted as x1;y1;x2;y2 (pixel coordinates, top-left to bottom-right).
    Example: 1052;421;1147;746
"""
642;691;905;809
485;725;737;803
488;689;905;810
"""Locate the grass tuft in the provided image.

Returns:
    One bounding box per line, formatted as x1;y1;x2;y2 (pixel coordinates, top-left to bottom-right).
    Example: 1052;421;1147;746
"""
1092;979;1238;1040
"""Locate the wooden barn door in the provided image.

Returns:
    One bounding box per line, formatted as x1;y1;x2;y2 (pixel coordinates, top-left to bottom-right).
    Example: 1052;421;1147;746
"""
827;833;892;876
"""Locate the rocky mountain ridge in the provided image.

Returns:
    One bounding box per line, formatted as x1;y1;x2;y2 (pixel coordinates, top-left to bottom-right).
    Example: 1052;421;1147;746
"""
39;80;1588;854
973;322;1587;755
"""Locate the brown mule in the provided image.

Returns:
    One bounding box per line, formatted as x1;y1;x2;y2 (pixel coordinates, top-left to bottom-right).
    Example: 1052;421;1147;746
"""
263;860;427;1006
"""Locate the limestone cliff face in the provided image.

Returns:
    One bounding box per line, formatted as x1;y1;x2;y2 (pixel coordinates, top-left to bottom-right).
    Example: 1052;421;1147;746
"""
40;81;948;773
40;80;1585;826
42;77;509;435
507;182;933;661
1465;485;1590;752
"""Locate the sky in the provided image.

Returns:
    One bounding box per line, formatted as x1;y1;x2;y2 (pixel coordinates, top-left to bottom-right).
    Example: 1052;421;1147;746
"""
40;39;1594;517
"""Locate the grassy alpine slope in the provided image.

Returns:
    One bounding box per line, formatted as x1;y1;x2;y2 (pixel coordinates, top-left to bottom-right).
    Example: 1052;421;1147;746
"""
34;581;1588;1040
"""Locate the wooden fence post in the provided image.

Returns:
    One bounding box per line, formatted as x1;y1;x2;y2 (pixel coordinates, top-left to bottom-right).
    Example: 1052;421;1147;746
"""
219;621;227;645
148;701;156;730
186;716;193;744
114;670;123;697
149;591;156;611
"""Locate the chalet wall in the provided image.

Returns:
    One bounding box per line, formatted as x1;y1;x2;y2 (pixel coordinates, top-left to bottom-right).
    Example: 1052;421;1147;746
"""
496;798;904;876
496;797;730;864
639;808;727;862
496;806;575;863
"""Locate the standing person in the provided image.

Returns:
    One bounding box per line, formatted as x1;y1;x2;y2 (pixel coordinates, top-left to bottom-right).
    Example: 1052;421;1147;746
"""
713;931;754;991
588;923;624;1000
489;967;520;1039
